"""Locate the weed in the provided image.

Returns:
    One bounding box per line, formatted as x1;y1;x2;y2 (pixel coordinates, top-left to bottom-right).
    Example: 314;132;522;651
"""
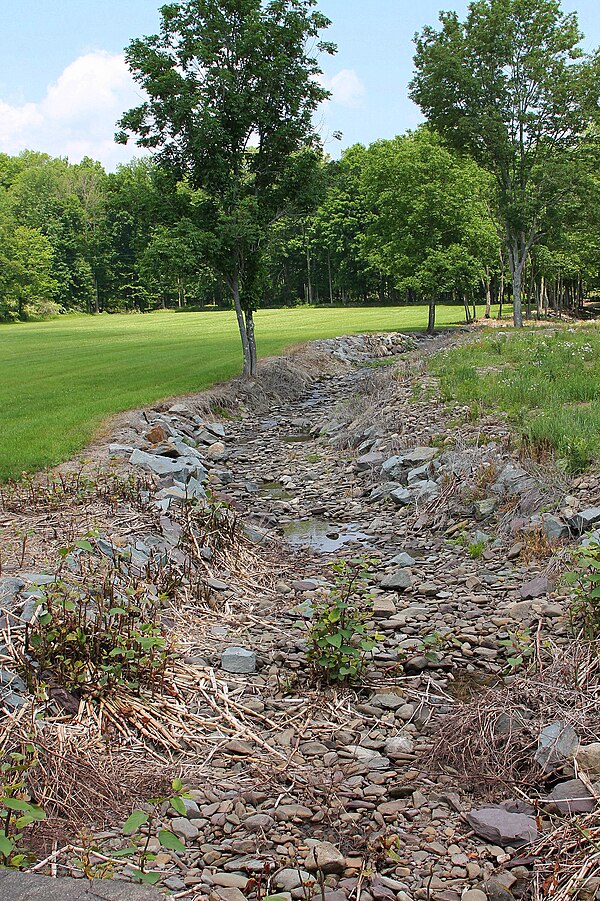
468;541;486;559
565;538;600;639
25;574;169;697
306;453;321;464
306;558;381;683
498;628;535;672
520;526;555;563
0;744;46;867
118;779;188;885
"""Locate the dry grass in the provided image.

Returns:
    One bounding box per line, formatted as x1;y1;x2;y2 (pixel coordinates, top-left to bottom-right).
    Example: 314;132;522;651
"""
428;641;600;801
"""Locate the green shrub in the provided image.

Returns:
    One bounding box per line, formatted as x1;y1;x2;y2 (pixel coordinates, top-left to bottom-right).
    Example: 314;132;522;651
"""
0;745;46;868
565;538;600;639
306;559;381;683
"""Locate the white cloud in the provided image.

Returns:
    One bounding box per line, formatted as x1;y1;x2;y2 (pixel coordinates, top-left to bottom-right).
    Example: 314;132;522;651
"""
0;52;145;170
321;69;366;109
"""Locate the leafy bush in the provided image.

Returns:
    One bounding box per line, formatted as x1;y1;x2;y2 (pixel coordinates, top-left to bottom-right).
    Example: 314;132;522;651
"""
0;745;46;867
306;558;381;683
25;577;169;696
565;538;600;639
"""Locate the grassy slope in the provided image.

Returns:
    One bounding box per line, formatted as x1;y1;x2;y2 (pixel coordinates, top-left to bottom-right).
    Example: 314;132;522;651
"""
431;326;600;472
2;304;479;481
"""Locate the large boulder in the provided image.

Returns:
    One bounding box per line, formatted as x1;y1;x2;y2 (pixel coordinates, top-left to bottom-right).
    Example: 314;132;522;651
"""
570;508;600;534
544;779;596;815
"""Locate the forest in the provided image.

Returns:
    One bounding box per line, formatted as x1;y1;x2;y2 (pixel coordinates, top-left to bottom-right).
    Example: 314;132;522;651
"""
0;0;599;346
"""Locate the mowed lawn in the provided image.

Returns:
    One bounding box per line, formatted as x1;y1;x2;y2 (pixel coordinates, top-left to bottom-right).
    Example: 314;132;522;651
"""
2;304;476;481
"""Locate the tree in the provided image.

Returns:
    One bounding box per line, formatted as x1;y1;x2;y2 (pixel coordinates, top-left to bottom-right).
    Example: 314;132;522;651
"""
0;226;57;319
117;0;335;376
360;129;498;332
410;0;599;327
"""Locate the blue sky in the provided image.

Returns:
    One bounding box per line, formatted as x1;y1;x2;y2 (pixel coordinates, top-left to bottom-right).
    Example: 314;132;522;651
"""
0;0;598;169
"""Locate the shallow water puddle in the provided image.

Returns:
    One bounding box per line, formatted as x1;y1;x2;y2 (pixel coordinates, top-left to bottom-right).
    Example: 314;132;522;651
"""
258;481;292;500
282;518;371;553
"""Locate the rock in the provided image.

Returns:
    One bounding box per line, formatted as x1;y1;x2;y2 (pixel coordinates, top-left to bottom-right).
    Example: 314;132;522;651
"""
171;816;199;841
275;870;315;892
221;647;257;674
466;807;538;847
544;779;596;815
407;463;431;484
402;447;437;465
145;425;167;444
0;871;164;899
492;463;533;497
305;841;346;874
244;813;275;832
569;508;600;534
576;743;600;777
130;448;204;481
207;441;227;461
390;487;412;506
474;498;498;519
380;568;412;591
520;576;550;600
535;721;579;771
384;735;414;757
371;692;405;710
390;552;416;567
462;891;488;901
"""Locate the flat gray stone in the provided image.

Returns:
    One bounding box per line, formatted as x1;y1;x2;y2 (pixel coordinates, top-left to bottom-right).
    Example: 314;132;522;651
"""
570;508;600;533
380;568;412;590
221;647;257;674
535;721;579;771
401;447;437;465
390;487;412;506
466;807;538;847
520;576;549;600
544;779;596;815
0;872;163;900
390;552;416;567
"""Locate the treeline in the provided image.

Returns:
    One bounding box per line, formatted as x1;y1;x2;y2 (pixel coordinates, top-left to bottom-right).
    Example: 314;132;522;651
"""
0;126;598;322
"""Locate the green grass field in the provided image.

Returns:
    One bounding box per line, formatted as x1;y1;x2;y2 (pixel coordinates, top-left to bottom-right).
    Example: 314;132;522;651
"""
1;304;481;482
431;327;600;472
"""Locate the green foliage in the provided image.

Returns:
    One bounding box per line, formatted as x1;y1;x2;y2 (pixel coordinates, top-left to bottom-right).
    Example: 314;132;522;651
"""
25;572;169;696
0;745;46;868
565;538;600;639
432;327;600;471
410;0;600;325
498;628;536;672
306;558;381;683
117;0;336;374
120;779;188;885
468;540;486;560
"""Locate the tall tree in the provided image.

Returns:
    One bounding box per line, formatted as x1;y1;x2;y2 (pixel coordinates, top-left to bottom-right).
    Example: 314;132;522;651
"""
360;129;498;332
410;0;599;327
117;0;335;376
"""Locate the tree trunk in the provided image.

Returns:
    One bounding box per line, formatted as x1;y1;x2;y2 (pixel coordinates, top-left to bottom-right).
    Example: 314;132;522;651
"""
327;251;334;305
484;272;492;318
463;293;472;324
427;297;436;335
507;233;529;328
94;274;100;314
245;309;257;377
306;241;313;305
231;271;252;377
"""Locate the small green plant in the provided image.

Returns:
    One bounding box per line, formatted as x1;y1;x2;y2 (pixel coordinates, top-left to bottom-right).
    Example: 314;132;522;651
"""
306;558;381;683
0;744;46;868
25;577;169;697
117;779;189;885
498;628;535;671
306;453;321;464
565;538;600;639
468;540;486;559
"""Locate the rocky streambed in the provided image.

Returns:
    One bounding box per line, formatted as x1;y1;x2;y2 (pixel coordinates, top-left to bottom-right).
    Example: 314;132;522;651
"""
1;331;600;901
